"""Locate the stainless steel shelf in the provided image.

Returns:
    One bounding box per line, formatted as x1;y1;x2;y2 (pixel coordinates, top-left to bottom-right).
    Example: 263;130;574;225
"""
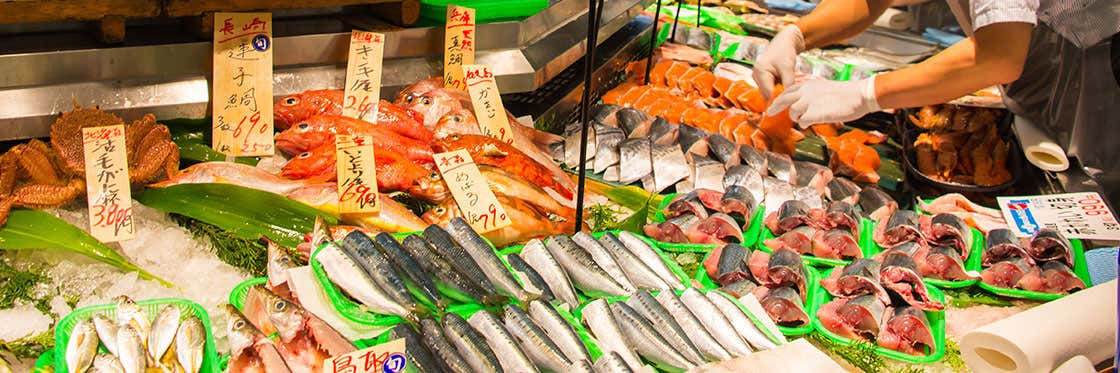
0;0;650;141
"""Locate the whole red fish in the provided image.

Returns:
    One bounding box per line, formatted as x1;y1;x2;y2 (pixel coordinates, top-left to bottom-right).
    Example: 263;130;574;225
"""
274;89;424;129
279;143;443;199
433;134;574;199
404;88;472;128
393;77;445;106
275;114;434;164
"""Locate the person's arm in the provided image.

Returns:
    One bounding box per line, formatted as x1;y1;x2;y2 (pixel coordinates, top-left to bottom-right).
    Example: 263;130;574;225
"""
875;21;1032;108
795;0;895;49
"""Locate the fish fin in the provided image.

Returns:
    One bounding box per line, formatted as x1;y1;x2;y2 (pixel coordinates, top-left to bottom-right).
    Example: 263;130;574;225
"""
481;144;508;158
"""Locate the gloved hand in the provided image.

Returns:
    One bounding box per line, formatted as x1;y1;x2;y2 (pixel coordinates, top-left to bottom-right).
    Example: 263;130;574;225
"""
752;25;805;100
765;77;881;127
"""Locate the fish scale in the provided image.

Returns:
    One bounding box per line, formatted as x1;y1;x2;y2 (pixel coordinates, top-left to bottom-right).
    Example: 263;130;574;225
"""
654;290;732;362
596;233;673;291
618;137;653;184
339;231;419;313
401;235;503;305
594;124;625;174
175;317;205;373
650;143;690;193
505;253;553;302
469;310;539;373
545;234;628;296
443;313;502;373
520;239;581;309
706;291;779;351
528;301;591;363
610;302;696;370
446;218;537;304
422;225;504;302
147;305;180;366
680;288;753;357
66;319;98;373
503;305;571;372
626;291;706;365
419;319;472;373
572;232;637;292
581;300;643;369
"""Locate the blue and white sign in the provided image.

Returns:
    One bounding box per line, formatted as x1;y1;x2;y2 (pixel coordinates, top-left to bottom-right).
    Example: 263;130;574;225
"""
998;192;1120;240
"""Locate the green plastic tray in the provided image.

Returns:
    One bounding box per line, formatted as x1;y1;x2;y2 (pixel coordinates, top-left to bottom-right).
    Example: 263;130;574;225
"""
651;193;765;251
865;225;983;289
756;212;876;268
813;268;947;364
975;237;1091;301
692;250;821;336
418;0;547;24
53;298;220;373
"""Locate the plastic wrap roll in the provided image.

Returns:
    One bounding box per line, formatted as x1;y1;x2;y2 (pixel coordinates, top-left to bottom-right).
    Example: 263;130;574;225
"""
873;8;913;30
960;280;1116;373
1014;115;1070;171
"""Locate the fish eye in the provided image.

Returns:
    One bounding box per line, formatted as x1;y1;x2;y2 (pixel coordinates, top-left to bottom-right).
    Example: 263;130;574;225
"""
435;207;445;214
283;97;299;106
428;172;440;180
297;122;309;130
298;152;311;159
450;134;459;140
421;97;432;105
274;301;286;310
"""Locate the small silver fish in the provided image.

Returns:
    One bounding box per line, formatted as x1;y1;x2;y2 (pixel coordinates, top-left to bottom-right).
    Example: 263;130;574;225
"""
545;235;628;296
618;137;653;185
594;351;635;373
572;232;637;292
117;325;148;373
114;296;151;359
528;300;590;363
91;314;120;356
175;316;205;373
467;310;538;373
610;302;695;370
593;124;625;174
680;288;753;357
266;238;297;291
651;143;690;193
66;319;99;373
90;354;125;373
503;305;570;372
706;291;779;351
521;239;580;310
618;231;682;288
148;305;180;364
654;290;731;362
581;300;643;369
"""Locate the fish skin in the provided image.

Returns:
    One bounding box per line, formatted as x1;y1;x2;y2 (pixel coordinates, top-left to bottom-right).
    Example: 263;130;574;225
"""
653;291;732;362
706;291;778;351
279;143;431;191
573;231;637;292
721;185;757;223
419;318;473;373
610;301;696;370
149;161;308;194
603;165;621;182
618;137;654;184
116;325;147;373
877;306;935;356
66;319;99;373
545;234;629;296
592;104;624;125
505;253;553;301
224;304;292;373
930;213;972;257
434;134;575;199
446;218;539;304
765;151;796;183
626;291;706;365
881;253;945;310
433;108;566;181
738;146;768;176
175;316;205;373
925;245;973;281
373;232;445;308
387;324;441;373
692;155;727;192
258;286;357;371
879;210;924;248
767;248;808;296
708;133;741;167
564;127;596;169
678;124;709;156
617;108;653;137
649;117;678;145
421;225;505;303
723;165;765;206
404;88;469;128
275;114;433;163
114;296;150;362
503;305;571;372
284;183;429;233
983;228;1032;266
665;192;709;220
825;201;861;234
826;177;861;205
618;231;683;288
339;231;423;317
443;313;502;373
147;305;180;365
822;258;891;304
760;286;811;327
91;314;120;356
695;213;745;244
1028;228;1074;267
762;176;794;215
273;89;343;130
521;239;580;308
594;352;635;373
858;185;897;221
650;143;691;193
401;235;498;304
593;124;626;174
581;300;644;369
528;300;591;363
643;214;697;244
679;288;754;357
315;243;412;319
90;354;125;373
597;233;673;291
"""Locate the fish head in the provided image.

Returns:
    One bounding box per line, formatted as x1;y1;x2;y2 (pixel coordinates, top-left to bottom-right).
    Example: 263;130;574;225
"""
421;202;457;225
393;77;443;106
266;239;296;286
274;92;316;130
258;287;307;343
224;304;260;357
407;171;452;203
433;109;480;138
275;115;339;155
406;90;463;127
280;144;335;180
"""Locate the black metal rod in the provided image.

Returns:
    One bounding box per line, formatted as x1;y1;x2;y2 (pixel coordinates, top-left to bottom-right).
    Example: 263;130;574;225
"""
644;0;664;84
573;0;604;233
696;1;702;28
670;1;683;42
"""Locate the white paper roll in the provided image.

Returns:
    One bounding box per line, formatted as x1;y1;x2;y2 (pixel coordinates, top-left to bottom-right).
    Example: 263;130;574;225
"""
1014;115;1070;172
1052;356;1096;373
873;8;914;30
960;280;1116;373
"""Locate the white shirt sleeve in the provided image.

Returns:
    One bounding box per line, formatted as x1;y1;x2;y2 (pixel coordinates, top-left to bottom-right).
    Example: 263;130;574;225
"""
971;0;1039;31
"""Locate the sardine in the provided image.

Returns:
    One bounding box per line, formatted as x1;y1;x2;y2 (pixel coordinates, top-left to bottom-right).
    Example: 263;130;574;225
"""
401;234;503;305
581;300;643;369
650;143;691;193
503;305;571;372
147;305;180;365
570;359;596;373
709;133;741;167
760;286;810;327
419;318;472;373
506;253;553;301
597;233;673;290
339;231;423;315
387;324;441;373
573;232;637;292
594;124;625;174
765;151;796;183
762;176;794;215
619;231;683;288
90;354;124;373
610;302;696;370
422;225;505;303
723;165;765;205
692;155;727;192
881;252;944;310
443;313;501;373
447;217;539;304
545;234;628;296
66;319;99;373
626;291;705;365
594;351;635;373
983;228;1032;266
707;291;778;351
618;137;653;184
617;108;653;138
91;314;120;356
679;288;753;357
316;242;412;319
116;325;147;373
1028;228;1074;267
528;300;591;363
826;177;861;206
738;146;768;176
372;232;444;308
521;239;581;309
653;290;731;362
224;304;291;373
648;117;678;145
175;317;205;373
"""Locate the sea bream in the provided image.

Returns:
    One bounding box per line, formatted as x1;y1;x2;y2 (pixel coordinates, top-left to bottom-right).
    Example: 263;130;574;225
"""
983;228;1033;266
434;134;576;200
274;115;433;164
817;295;888;341
1027;228;1074;267
820;259;891;303
876;306;935;356
880;252;945;310
520;239;581;309
618;137;653;184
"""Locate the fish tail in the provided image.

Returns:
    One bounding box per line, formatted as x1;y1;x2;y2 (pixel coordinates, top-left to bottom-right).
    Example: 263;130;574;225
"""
481;294;510;306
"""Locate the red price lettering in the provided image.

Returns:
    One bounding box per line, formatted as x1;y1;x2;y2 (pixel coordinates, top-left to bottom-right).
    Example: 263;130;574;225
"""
331;355;356;373
1082;204;1105;210
340;182;377;208
93;204;131;227
344;95;373;113
1086;210;1108;216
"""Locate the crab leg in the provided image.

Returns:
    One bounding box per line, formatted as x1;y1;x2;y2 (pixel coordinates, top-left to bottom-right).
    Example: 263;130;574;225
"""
130;125;178;183
13;179;85;209
12;140;64;185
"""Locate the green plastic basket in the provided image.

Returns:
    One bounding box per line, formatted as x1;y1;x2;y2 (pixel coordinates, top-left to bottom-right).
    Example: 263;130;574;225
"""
865;225;983;289
33;348;53;372
813;268;947;364
756;213;876;268
651;193;765;251
53;298;220;373
692;250;821;336
418;0;548;25
228;277;267;310
974;237;1091;301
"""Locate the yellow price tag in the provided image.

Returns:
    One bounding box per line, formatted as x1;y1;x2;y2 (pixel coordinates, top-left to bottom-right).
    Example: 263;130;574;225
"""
82;125;135;242
433;150;511;233
443;5;475;90
343;31;385;121
462;64;515;145
212;12;274;156
336;135;379;214
323;338;407;373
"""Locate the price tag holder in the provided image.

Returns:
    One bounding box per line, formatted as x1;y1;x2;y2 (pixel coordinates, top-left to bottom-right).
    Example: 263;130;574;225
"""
324;338;409;373
433;150;511;233
997;192;1120;240
82;125;135;242
336;135;379;213
462;64;515;144
443;5;475;90
343;31;385;120
212;12;274;156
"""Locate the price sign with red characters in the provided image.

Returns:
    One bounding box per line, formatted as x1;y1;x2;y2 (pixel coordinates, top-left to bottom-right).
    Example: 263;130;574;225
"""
343;30;385;120
433;149;511;233
336;135;379;213
443;5;475;90
998;192;1120;240
325;338;410;373
82;125;135;242
462;64;515;145
213;12;274;156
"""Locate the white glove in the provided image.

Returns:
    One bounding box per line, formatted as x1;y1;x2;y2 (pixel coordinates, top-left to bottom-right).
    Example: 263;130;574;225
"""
765;77;881;128
752;25;805;100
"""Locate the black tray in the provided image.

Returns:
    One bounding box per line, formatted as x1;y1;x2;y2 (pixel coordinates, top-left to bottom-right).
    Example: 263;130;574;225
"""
897;106;1022;193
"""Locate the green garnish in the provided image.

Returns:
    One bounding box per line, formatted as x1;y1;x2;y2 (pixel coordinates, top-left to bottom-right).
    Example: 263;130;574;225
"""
944;287;1014;308
172;214;268;277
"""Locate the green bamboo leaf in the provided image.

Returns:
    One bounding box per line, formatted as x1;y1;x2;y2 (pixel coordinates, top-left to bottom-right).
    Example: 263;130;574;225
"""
0;209;171;287
618;195;654;234
135;183;339;248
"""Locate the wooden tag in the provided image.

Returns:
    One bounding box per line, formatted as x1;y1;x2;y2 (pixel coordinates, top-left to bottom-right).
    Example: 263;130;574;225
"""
212;12;274;156
462;64;515;145
433;150;511;233
336;135;379;213
343;31;385;121
443;5;476;90
82;125;135;242
324;338;409;373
